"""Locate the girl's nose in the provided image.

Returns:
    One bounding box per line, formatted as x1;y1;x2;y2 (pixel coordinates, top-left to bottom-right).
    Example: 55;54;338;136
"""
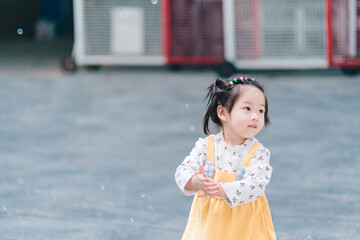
251;113;258;121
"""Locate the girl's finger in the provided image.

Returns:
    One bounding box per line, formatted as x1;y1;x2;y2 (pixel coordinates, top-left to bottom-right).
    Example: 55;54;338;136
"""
204;186;219;191
198;193;206;198
198;165;204;174
204;177;215;183
200;182;217;189
204;191;218;196
198;188;219;197
204;182;218;188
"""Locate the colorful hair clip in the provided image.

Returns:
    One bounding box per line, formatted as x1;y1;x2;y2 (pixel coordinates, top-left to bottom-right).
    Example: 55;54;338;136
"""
227;76;256;88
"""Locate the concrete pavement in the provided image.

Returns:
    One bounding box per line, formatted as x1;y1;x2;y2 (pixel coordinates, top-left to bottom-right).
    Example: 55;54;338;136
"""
0;42;359;239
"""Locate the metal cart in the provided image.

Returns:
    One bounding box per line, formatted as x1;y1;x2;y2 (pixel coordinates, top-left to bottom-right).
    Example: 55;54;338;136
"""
222;0;327;73
327;0;360;74
62;0;165;71
163;0;224;67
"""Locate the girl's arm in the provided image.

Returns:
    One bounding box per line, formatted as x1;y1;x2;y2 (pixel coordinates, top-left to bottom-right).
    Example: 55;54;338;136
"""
175;138;207;196
220;147;273;208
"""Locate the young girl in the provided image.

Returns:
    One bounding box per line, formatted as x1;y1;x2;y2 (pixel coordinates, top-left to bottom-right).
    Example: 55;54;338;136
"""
175;76;276;240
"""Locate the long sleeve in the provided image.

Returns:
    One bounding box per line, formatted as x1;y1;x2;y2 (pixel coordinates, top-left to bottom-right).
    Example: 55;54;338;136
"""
175;138;207;196
220;147;272;208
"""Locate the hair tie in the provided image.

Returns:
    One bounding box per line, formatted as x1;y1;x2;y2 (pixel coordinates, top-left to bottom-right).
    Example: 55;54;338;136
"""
229;76;256;86
212;83;218;93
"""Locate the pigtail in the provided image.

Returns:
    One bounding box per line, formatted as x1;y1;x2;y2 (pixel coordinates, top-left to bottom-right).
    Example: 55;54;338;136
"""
202;78;230;135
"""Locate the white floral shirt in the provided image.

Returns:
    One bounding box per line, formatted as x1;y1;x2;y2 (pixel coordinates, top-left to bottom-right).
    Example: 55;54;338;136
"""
175;130;273;208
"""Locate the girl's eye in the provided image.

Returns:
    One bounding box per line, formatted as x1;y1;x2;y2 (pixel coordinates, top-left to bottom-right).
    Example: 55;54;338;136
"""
259;109;264;113
244;107;251;111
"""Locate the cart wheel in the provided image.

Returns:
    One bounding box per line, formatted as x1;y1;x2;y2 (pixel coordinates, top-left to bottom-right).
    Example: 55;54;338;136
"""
85;65;102;71
60;56;77;72
341;67;360;76
217;61;236;78
169;64;181;71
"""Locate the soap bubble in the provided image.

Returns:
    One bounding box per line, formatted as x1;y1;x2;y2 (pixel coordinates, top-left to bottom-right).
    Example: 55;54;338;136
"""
100;185;105;191
185;104;190;110
151;0;158;4
2;205;7;211
17;28;23;35
148;205;154;211
190;125;195;132
130;217;135;223
139;193;146;198
304;235;313;240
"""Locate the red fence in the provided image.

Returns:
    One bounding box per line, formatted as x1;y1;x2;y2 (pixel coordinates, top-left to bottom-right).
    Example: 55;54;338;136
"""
327;0;360;68
163;0;224;65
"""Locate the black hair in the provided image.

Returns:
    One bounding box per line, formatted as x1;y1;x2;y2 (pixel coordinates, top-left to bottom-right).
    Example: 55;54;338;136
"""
203;75;270;135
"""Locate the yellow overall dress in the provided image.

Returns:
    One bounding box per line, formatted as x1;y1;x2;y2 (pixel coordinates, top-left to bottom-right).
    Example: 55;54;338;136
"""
182;135;276;240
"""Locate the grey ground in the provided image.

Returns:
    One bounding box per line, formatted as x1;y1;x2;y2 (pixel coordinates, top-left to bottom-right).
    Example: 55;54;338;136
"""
0;38;359;240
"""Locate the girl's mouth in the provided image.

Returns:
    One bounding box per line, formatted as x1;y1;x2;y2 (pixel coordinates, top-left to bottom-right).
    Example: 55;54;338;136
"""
248;125;257;128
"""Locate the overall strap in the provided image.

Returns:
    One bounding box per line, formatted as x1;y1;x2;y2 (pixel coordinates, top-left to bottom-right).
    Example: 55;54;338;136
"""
206;135;215;164
242;142;261;167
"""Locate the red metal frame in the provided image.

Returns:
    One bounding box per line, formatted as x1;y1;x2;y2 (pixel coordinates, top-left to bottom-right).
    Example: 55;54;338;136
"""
162;0;171;62
252;0;261;60
165;56;222;65
327;0;360;67
326;0;333;67
162;0;223;65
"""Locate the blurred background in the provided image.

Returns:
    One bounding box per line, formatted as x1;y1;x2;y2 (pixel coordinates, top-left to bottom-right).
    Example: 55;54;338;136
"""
2;0;360;75
0;0;359;240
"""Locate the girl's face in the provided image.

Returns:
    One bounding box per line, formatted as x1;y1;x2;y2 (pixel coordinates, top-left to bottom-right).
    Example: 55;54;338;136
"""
218;85;266;145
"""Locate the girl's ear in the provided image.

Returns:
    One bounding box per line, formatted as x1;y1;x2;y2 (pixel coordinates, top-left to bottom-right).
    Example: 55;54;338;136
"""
217;105;227;122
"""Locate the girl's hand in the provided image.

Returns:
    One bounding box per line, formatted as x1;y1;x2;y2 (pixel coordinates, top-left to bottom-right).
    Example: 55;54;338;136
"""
185;165;219;196
199;183;227;199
